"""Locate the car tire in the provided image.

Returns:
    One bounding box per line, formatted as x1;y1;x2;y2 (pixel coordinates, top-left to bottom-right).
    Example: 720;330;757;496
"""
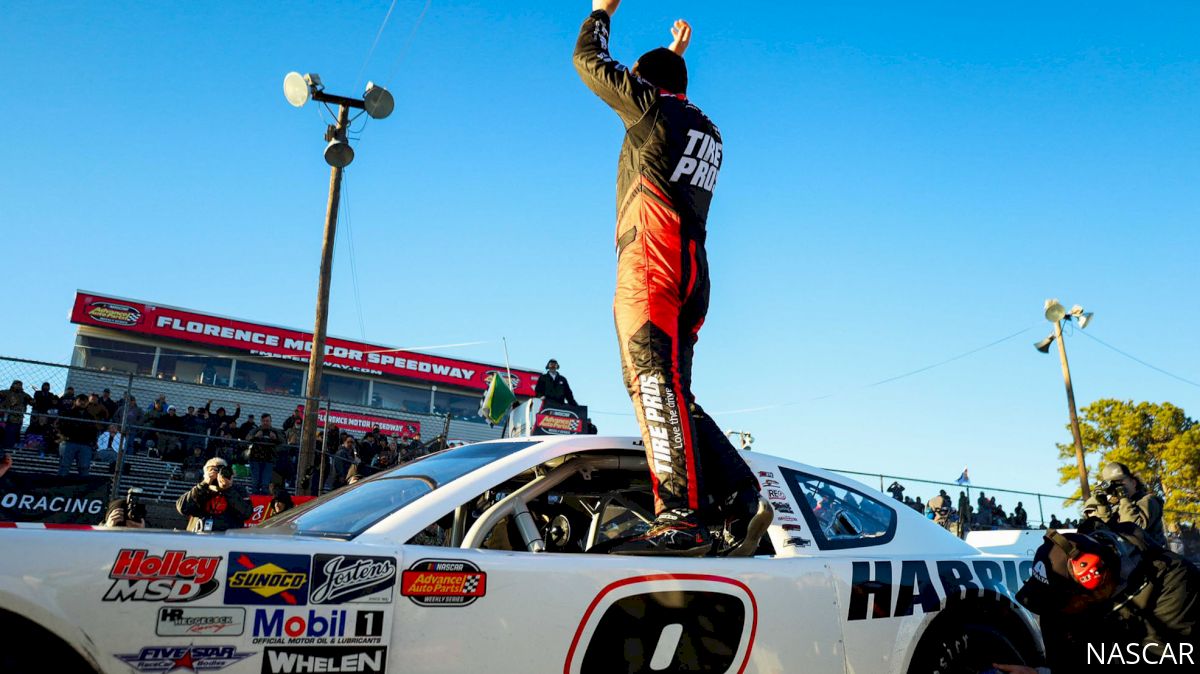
0;611;96;674
907;621;1029;674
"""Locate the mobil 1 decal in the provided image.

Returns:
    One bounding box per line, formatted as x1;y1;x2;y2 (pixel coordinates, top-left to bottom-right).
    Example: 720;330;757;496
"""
261;646;386;674
226;552;310;606
310;554;397;605
251;608;385;646
564;574;756;674
400;559;486;607
104;549;221;603
847;558;1035;620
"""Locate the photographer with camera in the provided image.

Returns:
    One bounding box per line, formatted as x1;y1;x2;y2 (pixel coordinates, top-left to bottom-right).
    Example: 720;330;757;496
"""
993;523;1198;672
102;487;148;528
1093;462;1165;548
175;457;250;532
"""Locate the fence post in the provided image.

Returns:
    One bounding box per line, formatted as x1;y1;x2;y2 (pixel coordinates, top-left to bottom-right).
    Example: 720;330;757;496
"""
109;372;135;501
1037;494;1045;527
316;396;330;495
879;474;884;492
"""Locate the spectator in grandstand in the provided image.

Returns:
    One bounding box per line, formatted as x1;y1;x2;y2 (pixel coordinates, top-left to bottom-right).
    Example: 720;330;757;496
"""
976;491;993;528
58;394;99;476
282;407;303;432
1013;501;1028;528
181;405;206;451
327;435;358;491
2;380;34;449
113;394;143;428
372;445;397;472
535;359;578;406
22;415;56;456
1048;513;1063;528
176;457;251;532
99;388;118;419
96;423;124;462
143;395;167;425
182;445;207;482
245;413;285;494
153;405;185;460
206;401;241;433
237;414;257;439
911;496;924;513
84;393;110;422
57;386;77;415
32;382;58;416
886;481;905;501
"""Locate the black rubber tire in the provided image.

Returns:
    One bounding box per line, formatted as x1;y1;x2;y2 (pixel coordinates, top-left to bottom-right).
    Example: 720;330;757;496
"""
0;611;96;674
907;621;1029;674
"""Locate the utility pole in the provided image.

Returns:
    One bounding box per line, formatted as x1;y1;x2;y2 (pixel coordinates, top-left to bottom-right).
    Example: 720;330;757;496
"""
1035;299;1094;500
283;72;393;495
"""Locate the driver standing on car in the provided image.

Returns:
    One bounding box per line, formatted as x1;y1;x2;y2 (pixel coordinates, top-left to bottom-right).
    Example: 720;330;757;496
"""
176;457;251;532
574;0;760;556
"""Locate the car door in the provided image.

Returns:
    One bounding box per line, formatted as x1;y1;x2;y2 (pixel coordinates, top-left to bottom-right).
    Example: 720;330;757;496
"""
385;544;845;673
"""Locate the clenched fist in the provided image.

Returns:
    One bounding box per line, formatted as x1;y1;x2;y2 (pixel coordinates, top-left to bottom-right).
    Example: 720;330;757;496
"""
669;19;692;56
593;0;621;17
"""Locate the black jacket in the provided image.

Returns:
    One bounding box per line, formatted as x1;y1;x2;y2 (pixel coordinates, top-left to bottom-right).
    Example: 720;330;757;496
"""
58;406;101;445
175;481;251;533
535;372;577;406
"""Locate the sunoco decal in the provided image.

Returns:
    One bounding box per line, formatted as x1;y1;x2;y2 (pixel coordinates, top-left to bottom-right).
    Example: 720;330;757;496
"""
251;608;384;646
156;607;246;637
261;646;386;674
86;301;142;326
115;645;253;672
104;549;221;603
226;552;310;606
310;554;397;605
400;559;486;607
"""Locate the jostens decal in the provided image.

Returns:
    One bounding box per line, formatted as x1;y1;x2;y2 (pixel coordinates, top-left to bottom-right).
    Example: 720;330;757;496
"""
225;552;310;606
261;646;387;674
104;549;222;603
155;607;246;637
309;554;397;605
115;645;253;672
400;559;486;607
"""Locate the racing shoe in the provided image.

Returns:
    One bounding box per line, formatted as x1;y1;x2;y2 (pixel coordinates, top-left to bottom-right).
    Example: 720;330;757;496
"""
610;508;713;556
717;488;768;556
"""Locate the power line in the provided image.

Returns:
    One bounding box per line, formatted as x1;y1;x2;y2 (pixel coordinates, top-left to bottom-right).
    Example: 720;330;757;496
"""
1078;329;1200;389
386;0;434;85
337;172;368;340
355;0;401;89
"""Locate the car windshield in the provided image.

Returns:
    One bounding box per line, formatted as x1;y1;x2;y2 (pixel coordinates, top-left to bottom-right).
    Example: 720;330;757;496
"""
258;439;540;538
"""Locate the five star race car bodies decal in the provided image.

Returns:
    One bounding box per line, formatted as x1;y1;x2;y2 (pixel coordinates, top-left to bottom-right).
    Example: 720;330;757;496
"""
115;645;254;673
400;559;486;607
564;574;757;674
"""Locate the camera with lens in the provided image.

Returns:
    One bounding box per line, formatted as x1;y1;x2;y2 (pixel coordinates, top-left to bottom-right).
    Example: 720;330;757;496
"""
126;487;147;522
1094;480;1126;504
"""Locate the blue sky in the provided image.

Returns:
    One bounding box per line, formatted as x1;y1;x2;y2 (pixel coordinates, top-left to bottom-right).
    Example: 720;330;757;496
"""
3;1;1197;519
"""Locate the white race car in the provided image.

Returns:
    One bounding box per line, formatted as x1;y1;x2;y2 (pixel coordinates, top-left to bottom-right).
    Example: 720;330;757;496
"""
0;436;1043;673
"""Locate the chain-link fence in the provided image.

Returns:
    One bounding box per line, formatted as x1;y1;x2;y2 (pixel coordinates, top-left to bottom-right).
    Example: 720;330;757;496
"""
0;354;493;503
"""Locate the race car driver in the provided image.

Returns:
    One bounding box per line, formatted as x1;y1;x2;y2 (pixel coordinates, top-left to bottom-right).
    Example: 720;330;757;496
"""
574;0;758;555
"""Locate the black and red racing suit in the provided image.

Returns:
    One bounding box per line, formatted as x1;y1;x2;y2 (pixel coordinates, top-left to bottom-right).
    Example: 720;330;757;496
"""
574;10;755;516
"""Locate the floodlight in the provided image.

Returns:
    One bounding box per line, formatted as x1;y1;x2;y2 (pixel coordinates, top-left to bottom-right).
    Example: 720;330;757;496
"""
1034;334;1056;353
283;72;311;108
324;139;354;168
363;82;395;120
1044;299;1067;323
1077;312;1094;329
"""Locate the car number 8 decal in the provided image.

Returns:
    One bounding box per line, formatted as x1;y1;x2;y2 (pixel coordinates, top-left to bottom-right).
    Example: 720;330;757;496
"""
564;574;757;674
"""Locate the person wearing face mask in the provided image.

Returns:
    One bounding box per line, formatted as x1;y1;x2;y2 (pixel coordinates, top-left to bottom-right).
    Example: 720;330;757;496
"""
535;359;577;407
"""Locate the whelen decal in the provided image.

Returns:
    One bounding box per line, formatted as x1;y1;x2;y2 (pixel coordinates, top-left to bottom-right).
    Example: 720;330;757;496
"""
400;559;486;607
846;559;1034;620
226;552;310;606
115;645;253;672
86;301;142;326
156;607;246;637
564;574;757;674
310;554;397;605
104;549;221;603
261;646;387;674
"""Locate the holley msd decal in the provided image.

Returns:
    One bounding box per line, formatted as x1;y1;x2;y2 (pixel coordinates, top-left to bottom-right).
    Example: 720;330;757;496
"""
400;559;486;606
104;549;221;603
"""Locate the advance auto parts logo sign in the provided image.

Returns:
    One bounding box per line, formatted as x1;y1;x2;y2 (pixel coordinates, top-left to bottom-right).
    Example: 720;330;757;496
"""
310;554;397;605
86;301;142;327
104;549;221;603
226;552;310;606
535;408;583;435
400;559;486;607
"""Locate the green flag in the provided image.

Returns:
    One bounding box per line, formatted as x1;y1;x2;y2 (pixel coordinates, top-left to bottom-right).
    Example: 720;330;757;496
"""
480;372;517;425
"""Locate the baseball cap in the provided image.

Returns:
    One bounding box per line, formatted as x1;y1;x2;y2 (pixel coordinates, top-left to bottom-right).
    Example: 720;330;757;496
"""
167;405;177;412
1015;530;1112;615
1099;462;1133;481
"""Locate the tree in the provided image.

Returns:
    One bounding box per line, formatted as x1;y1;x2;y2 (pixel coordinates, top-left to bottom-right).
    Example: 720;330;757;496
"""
1057;399;1200;527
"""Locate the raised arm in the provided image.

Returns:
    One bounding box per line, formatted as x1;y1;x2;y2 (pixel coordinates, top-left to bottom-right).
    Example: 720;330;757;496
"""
573;2;656;127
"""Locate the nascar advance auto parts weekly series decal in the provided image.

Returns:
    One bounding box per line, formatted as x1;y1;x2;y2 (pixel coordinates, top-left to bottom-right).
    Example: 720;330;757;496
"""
564;574;757;674
400;558;487;607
